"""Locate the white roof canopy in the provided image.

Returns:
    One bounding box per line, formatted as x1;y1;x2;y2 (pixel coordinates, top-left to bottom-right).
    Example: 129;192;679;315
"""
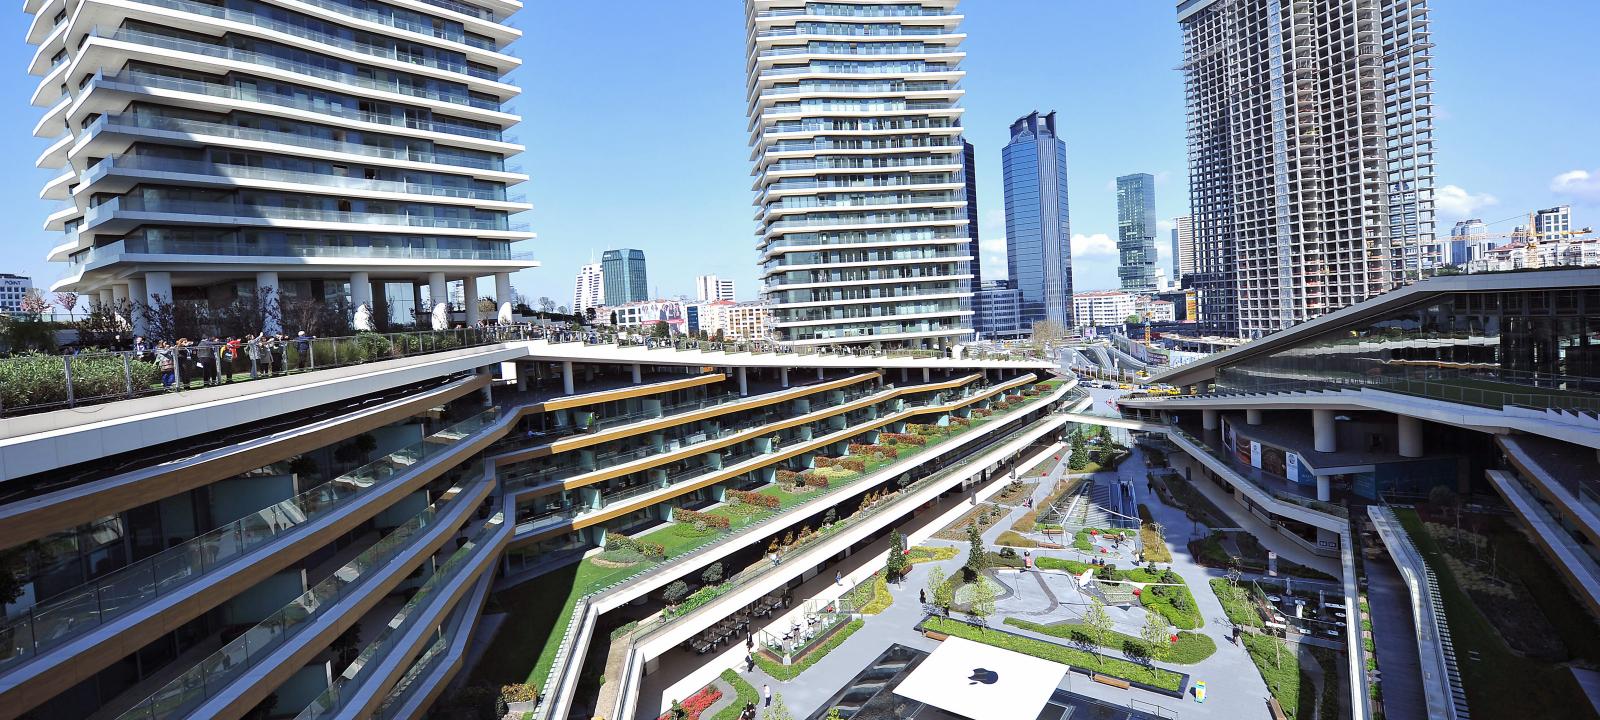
894;636;1068;720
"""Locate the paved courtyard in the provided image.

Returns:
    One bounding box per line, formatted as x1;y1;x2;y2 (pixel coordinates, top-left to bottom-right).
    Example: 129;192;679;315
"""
637;443;1347;720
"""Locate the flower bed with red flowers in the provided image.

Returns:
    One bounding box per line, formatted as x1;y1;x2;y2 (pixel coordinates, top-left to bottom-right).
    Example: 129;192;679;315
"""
728;489;779;509
658;685;723;719
880;432;927;446
672;508;731;529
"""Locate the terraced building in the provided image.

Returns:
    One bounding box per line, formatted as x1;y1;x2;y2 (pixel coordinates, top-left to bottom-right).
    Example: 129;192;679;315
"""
0;330;1079;720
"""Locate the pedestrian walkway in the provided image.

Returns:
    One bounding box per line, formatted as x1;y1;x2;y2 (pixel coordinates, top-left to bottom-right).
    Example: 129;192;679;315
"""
1164;452;1341;577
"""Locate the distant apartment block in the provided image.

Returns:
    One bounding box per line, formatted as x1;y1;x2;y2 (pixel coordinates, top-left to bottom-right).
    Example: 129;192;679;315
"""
1173;214;1194;282
1179;0;1436;337
601;249;649;306
748;0;976;348
1072;290;1137;328
973;280;1024;340
0;274;32;313
695;274;737;303
574;262;605;316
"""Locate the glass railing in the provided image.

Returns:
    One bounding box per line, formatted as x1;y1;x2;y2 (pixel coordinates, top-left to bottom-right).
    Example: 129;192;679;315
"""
89;114;509;171
766;156;962;172
84;155;514;202
125;0;503;79
91;71;509;143
0;412;497;669
114;472;485;720
86;236;531;263
91;196;518;232
0;325;527;417
96;29;502;111
293;511;504;720
1167;426;1348;519
374;631;449;719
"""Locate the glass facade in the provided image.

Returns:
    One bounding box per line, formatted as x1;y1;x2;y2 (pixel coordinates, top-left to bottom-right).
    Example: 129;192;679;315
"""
1002;111;1072;329
1116;173;1158;293
601;248;649;305
1214;287;1600;408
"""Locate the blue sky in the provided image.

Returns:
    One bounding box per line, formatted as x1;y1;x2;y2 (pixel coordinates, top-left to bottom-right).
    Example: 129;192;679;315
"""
3;0;1597;305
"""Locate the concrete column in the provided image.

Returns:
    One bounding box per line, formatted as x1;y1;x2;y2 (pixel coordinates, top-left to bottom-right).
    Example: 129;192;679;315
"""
98;288;114;308
1397;415;1423;458
350;271;372;330
494;272;514;324
901;367;909;382
255;271;281;335
110;284;130;328
516;362;528;391
1316;475;1331;502
463;277;481;325
1202;409;1219;431
428;272;448;329
1312;409;1337;453
1246;409;1263;426
737;367;748;397
631;363;642;383
817;367;824;381
480;370;494;406
780;367;789;388
127;276;147;335
562;360;574;395
144;271;173;309
922;367;930;383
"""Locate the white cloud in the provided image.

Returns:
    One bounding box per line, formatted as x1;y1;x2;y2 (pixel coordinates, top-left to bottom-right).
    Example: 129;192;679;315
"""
1072;233;1117;257
1551;169;1600;202
980;238;1007;253
1157;218;1176;234
1153;170;1173;185
1435;184;1498;218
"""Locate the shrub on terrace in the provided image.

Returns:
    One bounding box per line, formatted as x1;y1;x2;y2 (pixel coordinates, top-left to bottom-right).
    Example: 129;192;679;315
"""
813;456;836;468
971;408;994;418
802;472;829;488
950;415;972;427
837;457;866;473
880;432;926;446
673;508;730;530
1006;394;1024;403
776;469;799;484
729;489;779;509
606;535;666;561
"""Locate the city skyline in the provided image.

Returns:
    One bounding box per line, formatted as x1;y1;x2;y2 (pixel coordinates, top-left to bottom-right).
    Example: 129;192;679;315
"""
2;2;1597;304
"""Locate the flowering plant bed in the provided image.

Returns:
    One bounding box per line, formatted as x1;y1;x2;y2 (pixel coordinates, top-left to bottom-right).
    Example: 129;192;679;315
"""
659;685;723;719
672;508;731;529
727;489;779;509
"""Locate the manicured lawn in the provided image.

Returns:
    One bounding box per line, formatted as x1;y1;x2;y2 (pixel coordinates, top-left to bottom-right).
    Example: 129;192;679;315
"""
707;503;772;530
1139;580;1203;630
1210;578;1264;628
995;530;1040;548
907;545;958;564
1395;508;1600;720
1241;633;1312;720
1136;505;1172;563
924;617;1185;691
638;522;723;557
1003;618;1216;664
473;557;647;690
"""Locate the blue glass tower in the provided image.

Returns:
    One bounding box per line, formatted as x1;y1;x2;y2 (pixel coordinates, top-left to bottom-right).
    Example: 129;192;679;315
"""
1002;111;1072;329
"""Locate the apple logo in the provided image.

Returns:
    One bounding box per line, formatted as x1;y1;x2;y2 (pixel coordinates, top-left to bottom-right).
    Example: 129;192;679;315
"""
968;668;999;685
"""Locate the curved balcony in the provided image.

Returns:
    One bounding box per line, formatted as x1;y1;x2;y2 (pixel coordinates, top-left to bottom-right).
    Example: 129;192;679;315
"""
83;155;522;204
84;71;511;143
89;28;504;111
85;197;525;234
122;0;505;78
84;114;515;173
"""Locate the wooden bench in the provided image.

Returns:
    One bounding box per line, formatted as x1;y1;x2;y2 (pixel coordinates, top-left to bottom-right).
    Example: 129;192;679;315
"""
1268;696;1288;720
923;630;948;641
1092;674;1132;690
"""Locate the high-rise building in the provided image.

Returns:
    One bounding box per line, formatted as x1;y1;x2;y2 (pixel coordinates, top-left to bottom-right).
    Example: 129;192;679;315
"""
1179;0;1436;338
574;262;605;316
601;249;648;305
1002;111;1072;330
0;274;33;314
1448;219;1487;267
1173;215;1195;282
962;140;983;290
972;280;1025;340
31;0;536;334
747;0;975;349
1116;173;1159;293
695;275;736;302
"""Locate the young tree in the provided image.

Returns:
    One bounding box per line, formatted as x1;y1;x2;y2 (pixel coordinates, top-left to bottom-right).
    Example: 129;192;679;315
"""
53;292;78;319
968;577;996;627
1140;611;1170;663
702;561;724;586
885;529;908;582
662;580;690;607
651;321;670;339
964;523;987;581
1068;431;1089;471
926;565;951;614
1084;598;1114;664
763;693;794;720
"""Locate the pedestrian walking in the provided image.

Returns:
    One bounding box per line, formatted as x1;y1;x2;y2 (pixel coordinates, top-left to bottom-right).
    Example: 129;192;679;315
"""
919;588;926;604
246;334;262;379
762;684;771;708
155;341;175;389
835;571;842;586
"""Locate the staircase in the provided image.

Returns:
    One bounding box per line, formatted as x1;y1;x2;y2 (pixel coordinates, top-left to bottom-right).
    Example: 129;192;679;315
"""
1425;566;1472;719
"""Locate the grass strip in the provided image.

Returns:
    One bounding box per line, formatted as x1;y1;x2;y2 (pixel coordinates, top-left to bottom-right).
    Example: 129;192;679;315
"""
1003;618;1216;664
1210;578;1264;628
924;617;1184;691
707;669;760;720
1241;633;1307;720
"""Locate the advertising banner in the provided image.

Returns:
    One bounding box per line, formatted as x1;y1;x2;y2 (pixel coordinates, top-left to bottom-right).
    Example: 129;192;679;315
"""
1249;440;1262;468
